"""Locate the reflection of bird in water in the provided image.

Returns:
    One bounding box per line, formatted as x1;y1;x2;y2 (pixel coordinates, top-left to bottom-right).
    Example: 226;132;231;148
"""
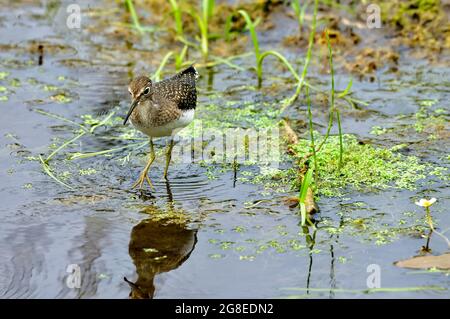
125;210;198;299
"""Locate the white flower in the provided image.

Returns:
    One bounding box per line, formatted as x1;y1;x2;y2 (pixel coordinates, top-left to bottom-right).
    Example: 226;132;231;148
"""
415;198;437;208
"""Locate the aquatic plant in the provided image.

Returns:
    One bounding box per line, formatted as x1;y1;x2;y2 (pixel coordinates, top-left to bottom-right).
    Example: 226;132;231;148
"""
35;109;139;189
239;0;319;107
298;167;314;226
151;46;192;81
125;0;155;34
325;30;343;169
152;51;174;82
300;29;346;173
189;0;215;60
306;87;317;181
238;9;299;88
174;45;189;71
169;0;184;38
291;0;309;36
291;134;444;197
125;0;142;33
415;198;450;249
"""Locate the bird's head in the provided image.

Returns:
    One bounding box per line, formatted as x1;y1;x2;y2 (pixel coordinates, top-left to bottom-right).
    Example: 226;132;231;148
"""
124;75;152;125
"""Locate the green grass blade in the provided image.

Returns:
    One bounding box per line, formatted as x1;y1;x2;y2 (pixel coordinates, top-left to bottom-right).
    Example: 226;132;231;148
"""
338;78;353;98
299;2;309;27
175;45;189;70
151;51;174;82
35;109;87;132
325;30;343;168
326;30;335;114
258;50;301;82
211;56;246;71
299;168;313;203
238;10;261;78
306;87;318;181
69;141;148;160
39;155;73;190
280;0;318;111
125;0;143;34
300;203;306;226
336;109;344;168
169;0;183;37
191;11;208;59
299;167;313;226
224;14;233;41
46;131;86;163
90;111;115;133
203;0;215;22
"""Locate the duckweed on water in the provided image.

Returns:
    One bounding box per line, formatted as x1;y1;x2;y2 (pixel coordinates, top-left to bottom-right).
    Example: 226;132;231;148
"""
50;93;72;103
291;134;445;197
414;105;448;134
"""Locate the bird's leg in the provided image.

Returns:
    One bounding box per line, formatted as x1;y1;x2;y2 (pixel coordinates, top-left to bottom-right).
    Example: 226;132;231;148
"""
132;138;155;190
163;138;175;179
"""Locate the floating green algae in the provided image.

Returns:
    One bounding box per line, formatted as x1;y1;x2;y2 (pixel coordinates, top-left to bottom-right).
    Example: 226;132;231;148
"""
291;134;446;197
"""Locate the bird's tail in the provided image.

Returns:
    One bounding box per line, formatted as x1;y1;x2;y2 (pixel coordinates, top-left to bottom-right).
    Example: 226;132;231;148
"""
181;64;199;80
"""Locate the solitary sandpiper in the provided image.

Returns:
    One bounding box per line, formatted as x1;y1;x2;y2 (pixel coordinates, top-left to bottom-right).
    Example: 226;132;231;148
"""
123;65;198;189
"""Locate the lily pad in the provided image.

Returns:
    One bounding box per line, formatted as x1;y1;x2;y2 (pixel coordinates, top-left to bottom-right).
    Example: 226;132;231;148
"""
395;254;450;270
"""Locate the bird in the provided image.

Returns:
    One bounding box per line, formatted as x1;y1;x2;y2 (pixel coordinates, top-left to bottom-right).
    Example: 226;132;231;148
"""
125;212;198;298
123;65;198;189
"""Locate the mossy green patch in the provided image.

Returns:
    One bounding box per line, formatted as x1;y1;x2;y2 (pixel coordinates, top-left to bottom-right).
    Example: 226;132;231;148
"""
291;134;445;196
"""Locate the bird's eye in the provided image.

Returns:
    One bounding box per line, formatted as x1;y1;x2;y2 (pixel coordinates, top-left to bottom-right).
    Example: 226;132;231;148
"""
143;87;150;95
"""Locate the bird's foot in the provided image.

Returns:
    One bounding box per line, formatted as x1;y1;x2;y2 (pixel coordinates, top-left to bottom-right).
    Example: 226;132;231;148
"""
132;171;154;190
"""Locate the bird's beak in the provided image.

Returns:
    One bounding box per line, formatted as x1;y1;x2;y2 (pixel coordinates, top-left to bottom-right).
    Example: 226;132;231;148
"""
123;99;138;125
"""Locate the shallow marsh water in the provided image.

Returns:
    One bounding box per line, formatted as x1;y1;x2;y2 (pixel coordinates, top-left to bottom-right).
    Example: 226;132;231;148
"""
0;1;449;298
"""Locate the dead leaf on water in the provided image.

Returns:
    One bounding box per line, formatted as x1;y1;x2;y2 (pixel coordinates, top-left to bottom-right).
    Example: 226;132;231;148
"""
394;253;450;270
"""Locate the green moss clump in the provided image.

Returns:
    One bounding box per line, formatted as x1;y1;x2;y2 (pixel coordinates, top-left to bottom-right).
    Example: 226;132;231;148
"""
292;134;444;196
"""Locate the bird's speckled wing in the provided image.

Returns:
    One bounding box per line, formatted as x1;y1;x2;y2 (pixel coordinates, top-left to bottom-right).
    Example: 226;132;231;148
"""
153;65;198;110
